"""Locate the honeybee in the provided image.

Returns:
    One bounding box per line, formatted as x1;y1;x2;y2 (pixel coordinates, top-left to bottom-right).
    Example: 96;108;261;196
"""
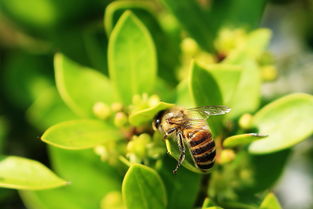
153;105;231;174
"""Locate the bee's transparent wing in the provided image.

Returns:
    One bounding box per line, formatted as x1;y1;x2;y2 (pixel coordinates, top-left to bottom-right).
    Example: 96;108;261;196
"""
187;105;231;119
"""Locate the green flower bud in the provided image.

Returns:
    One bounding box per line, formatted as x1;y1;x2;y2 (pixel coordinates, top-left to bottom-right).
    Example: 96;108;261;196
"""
196;52;215;67
148;95;160;107
219;149;236;164
101;191;125;209
181;37;199;55
238;113;253;130
114;112;128;127
94;145;107;161
127;134;151;160
93;102;111;119
261;65;278;81
215;28;247;54
111;102;123;112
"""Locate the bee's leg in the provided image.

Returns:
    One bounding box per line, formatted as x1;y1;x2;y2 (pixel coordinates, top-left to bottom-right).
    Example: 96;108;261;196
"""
163;128;177;140
173;132;185;174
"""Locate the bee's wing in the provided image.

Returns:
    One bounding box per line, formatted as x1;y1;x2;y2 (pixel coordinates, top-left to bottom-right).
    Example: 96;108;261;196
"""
187;105;231;119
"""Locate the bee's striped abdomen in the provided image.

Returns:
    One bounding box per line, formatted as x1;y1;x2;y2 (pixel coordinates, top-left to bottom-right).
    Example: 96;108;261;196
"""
188;130;215;171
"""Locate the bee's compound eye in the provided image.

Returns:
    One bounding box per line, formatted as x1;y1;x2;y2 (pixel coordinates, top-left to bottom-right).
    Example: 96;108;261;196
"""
155;119;161;128
153;118;161;130
153;110;166;130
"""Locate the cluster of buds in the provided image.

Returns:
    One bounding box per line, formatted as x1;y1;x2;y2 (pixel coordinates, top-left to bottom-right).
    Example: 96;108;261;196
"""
126;133;166;164
93;93;166;166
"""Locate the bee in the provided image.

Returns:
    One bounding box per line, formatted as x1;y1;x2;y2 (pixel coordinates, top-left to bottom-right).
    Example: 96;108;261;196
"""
153;105;231;174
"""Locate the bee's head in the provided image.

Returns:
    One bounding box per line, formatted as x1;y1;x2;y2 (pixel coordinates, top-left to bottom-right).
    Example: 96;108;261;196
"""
152;110;166;131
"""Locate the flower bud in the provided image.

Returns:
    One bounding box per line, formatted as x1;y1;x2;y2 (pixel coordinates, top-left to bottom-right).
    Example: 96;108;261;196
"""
114;112;128;127
219;149;236;164
111;102;123;112
127;134;151;160
93;102;111;119
94;145;107;161
215;28;246;54
196;52;215;67
101;192;125;209
148;95;160;107
181;37;199;55
261;65;278;81
238;113;253;130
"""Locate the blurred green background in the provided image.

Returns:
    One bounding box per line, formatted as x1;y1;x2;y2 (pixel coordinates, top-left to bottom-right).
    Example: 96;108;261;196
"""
0;0;312;209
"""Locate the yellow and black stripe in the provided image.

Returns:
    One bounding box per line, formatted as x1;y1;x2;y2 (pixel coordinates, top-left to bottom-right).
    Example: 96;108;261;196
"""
187;130;216;171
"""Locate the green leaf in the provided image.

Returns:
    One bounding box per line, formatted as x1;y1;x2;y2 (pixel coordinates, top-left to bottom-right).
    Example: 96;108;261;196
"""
160;0;214;51
129;102;174;126
190;62;224;136
176;79;194;107
108;11;157;105
55;53;116;117
105;1;179;85
227;61;261;119
41;120;122;149
205;64;242;106
122;164;167;209
249;93;313;154
157;156;201;209
105;1;153;36
20;148;121;209
223;133;267;148
190;62;223;105
0;156;68;190
165;139;205;174
259;193;282;209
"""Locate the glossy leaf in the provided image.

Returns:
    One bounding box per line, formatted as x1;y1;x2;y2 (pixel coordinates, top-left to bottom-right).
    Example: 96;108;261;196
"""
105;1;153;36
105;1;179;85
227;61;261;119
122;164;167;209
157;156;201;209
0;156;68;190
176;79;194;107
55;53;116;117
41;120;122;149
108;11;157;105
190;62;224;136
129;102;174;126
21;148;121;209
160;0;214;51
249;93;313;154
223;133;267;148
259;193;282;209
206;65;242;106
165;139;205;174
